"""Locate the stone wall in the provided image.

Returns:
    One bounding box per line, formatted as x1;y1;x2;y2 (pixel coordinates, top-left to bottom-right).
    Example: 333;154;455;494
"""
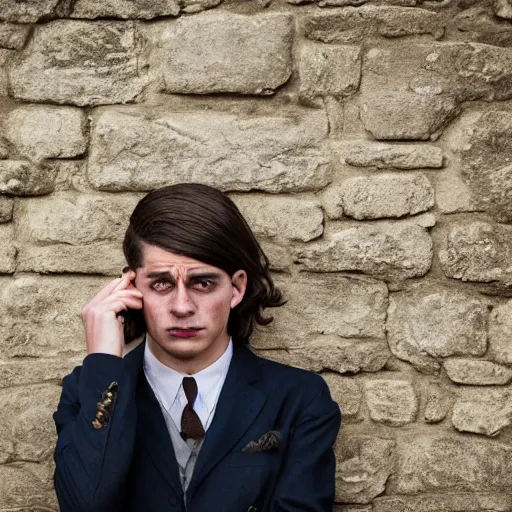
1;0;512;510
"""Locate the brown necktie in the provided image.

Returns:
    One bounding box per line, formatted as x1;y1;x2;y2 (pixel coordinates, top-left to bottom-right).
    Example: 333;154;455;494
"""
180;377;205;441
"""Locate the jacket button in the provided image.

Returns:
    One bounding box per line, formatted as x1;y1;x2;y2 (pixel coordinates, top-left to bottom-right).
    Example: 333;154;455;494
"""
248;507;257;512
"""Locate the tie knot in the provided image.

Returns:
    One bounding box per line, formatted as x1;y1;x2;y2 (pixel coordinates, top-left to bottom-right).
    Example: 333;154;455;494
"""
182;377;198;405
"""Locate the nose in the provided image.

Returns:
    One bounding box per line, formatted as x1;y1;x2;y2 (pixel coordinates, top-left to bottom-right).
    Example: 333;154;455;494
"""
168;283;195;318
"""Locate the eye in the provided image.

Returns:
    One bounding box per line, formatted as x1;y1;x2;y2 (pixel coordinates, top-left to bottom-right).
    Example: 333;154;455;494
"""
152;280;172;292
192;279;215;291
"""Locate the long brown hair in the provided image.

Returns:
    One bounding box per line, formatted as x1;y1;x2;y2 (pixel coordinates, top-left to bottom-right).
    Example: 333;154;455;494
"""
122;183;284;344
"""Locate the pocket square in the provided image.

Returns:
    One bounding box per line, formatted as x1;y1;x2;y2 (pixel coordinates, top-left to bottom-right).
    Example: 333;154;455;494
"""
242;430;281;453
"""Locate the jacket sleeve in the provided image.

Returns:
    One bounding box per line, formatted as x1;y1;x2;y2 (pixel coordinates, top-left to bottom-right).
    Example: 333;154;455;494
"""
267;377;342;512
53;353;138;512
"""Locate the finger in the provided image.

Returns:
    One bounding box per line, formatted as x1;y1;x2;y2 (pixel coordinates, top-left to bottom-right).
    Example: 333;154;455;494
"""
108;289;143;300
102;295;143;312
89;278;122;306
112;270;135;293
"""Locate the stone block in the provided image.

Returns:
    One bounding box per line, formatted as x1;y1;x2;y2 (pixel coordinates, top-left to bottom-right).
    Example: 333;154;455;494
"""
232;195;323;242
304;6;444;44
294;222;432;281
489;301;512;365
452;388;512;437
322;372;362;419
0;49;12;96
253;349;323;373
156;13;292;95
0;0;59;22
0;196;13;222
0;23;31;50
390;434;512;494
424;382;449;423
364;379;418;426
88;108;329;193
0;161;56;196
0;223;15;273
496;0;512;20
387;288;488;374
438;221;512;285
71;0;179;18
0;384;61;463
5;105;87;162
444;359;512;385
299;44;361;103
9;20;148;106
337;173;434;220
251;273;388;349
361;43;512;140
338;140;443;169
447;111;512;222
0;275;109;357
336;436;395;504
181;0;222;14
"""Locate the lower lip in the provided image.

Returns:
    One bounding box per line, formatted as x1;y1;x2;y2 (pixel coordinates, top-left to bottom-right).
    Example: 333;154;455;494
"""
168;330;202;338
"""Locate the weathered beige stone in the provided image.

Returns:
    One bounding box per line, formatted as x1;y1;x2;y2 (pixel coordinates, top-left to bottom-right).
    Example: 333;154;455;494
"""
424;382;449;423
232;195;323;242
336;436;395;504
181;0;222;14
0;275;108;357
0;0;59;22
5;105;87;162
0;48;11;96
304;6;444;44
88;108;329;193
156;13;292;95
338;173;434;220
489;301;512;365
299;44;361;103
71;0;179;18
9;21;148;106
0;23;31;49
335;506;372;512
251;273;388;349
0;160;56;195
294;222;432;281
444;359;512;385
338;140;443;169
438;221;512;285
0;196;13;222
0;384;61;462
361;43;512;140
452;388;512;437
259;241;293;272
387;288;488;374
322;372;362;419
0;223;15;273
374;494;512;512
253;349;323;373
447;111;512;222
495;0;512;20
364;379;418;426
434;169;476;214
390;434;512;493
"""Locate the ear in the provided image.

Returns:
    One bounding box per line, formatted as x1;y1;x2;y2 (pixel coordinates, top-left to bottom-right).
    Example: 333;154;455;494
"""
231;270;248;309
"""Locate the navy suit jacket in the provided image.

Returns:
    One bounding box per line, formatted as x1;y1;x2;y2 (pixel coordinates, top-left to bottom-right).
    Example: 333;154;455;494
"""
53;341;341;512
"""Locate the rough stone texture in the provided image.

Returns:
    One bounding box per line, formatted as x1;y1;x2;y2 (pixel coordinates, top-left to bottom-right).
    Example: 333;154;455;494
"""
451;388;512;437
251;273;388;349
390;434;512;494
9;21;148;106
424;382;450;423
495;0;512;19
361;42;512;140
489;301;512;365
299;44;361;103
438;221;512;286
448;111;512;223
254;349;323;373
387;288;488;374
71;0;180;19
0;276;108;357
0;23;31;50
156;13;293;95
0;160;56;195
364;379;418;426
88;108;329;193
322;372;362;420
336;173;434;220
0;196;13;222
0;223;15;273
232;195;323;242
336;436;395;504
304;7;444;44
0;0;59;23
337;140;444;169
444;359;512;385
5;105;87;162
294;222;433;281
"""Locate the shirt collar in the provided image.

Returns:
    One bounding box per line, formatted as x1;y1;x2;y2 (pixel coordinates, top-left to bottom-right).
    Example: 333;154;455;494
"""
143;337;233;413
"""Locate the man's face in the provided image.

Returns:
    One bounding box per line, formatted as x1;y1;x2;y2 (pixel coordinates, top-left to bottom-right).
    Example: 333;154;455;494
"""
134;243;247;371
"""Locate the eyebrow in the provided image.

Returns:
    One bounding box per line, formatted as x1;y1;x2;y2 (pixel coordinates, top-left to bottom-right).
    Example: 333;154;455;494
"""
146;271;222;281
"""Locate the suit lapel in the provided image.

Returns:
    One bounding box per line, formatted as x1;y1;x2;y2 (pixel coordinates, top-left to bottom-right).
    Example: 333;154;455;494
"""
186;343;266;500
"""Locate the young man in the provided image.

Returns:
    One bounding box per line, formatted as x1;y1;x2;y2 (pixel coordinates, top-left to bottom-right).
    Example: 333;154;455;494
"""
53;183;341;512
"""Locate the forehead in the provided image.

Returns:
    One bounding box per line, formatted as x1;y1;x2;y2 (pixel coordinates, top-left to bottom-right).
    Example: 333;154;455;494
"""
139;244;220;273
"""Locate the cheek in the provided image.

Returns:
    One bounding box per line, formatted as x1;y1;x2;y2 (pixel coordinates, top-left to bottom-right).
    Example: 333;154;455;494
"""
140;294;167;322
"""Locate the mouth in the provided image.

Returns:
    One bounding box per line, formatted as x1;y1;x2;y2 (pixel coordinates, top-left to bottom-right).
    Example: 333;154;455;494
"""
166;327;204;339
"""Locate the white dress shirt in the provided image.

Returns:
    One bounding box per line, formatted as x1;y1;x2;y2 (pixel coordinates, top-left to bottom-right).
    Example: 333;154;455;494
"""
143;338;233;432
